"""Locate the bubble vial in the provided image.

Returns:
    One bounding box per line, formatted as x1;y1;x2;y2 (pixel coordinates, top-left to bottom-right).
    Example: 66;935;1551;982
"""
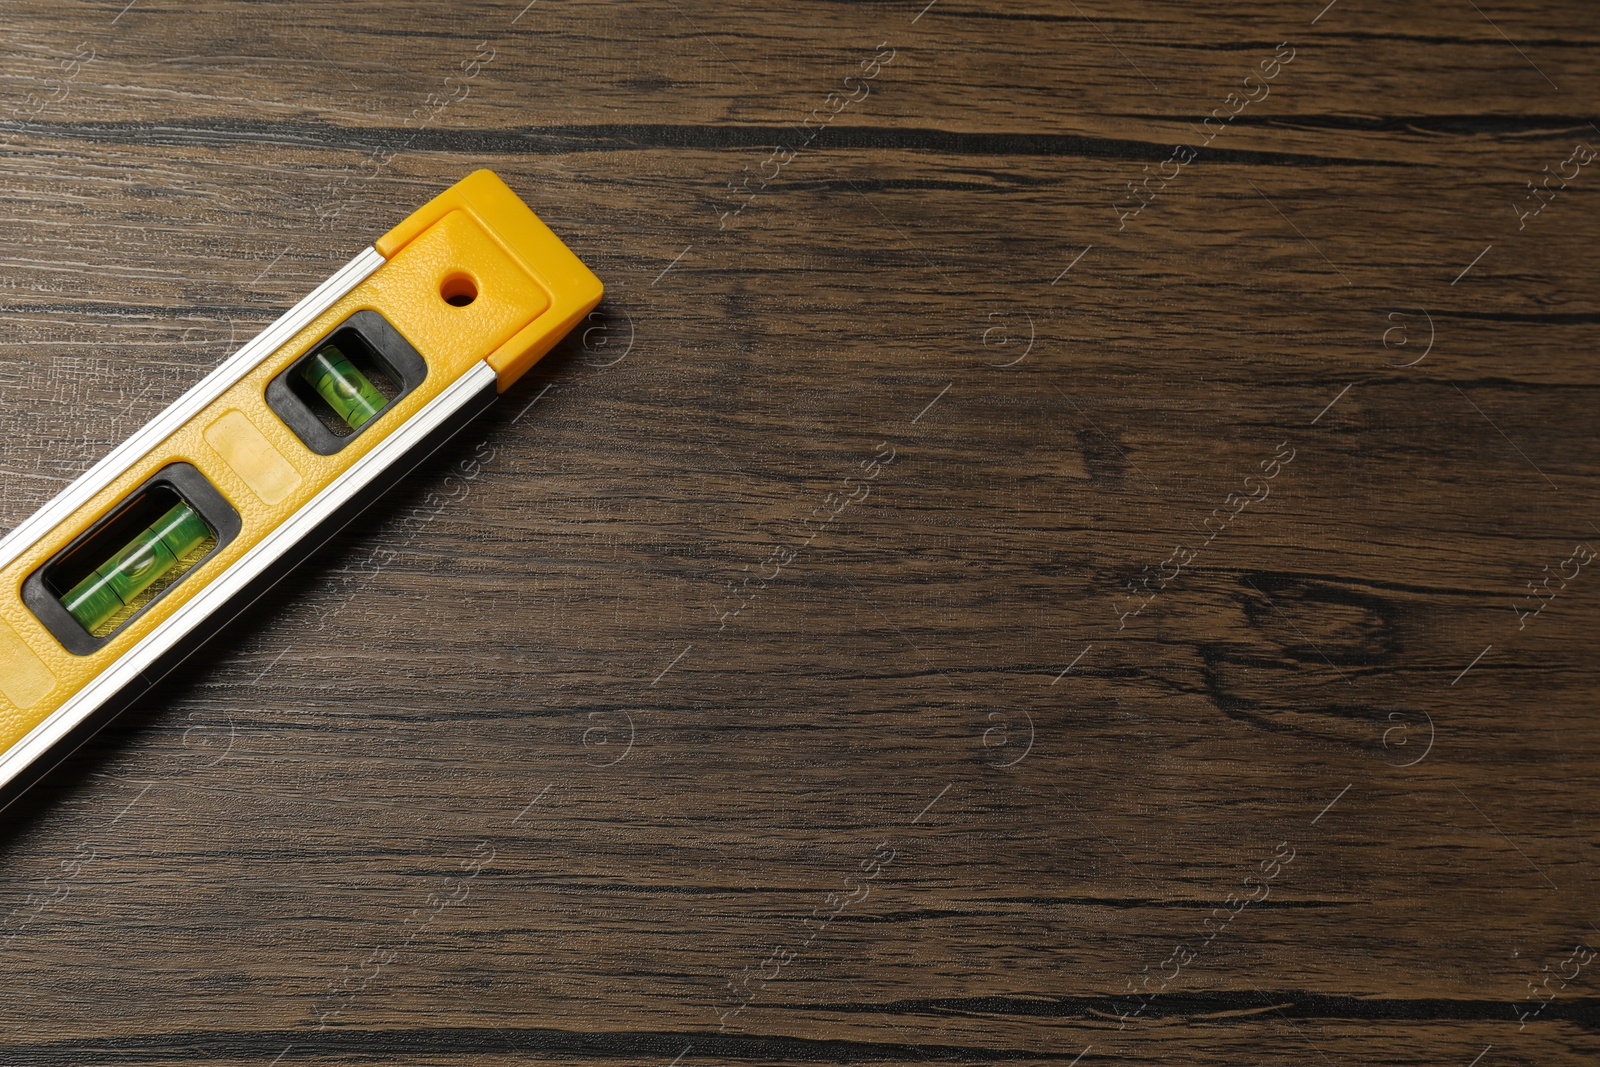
301;343;389;431
60;501;214;636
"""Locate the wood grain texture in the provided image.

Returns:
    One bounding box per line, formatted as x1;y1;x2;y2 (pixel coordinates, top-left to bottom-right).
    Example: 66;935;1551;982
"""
1;0;1598;1063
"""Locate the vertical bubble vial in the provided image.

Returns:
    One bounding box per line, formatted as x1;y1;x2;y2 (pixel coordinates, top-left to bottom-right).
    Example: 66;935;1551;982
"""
301;342;388;430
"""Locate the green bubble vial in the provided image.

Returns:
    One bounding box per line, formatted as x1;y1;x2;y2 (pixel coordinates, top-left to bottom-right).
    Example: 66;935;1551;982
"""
61;501;212;635
301;343;388;431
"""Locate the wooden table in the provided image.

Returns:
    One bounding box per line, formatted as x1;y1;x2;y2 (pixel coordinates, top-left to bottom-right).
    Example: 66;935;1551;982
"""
1;1;1596;1063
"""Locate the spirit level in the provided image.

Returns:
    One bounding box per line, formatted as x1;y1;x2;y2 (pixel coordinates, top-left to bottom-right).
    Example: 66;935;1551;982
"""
0;170;602;805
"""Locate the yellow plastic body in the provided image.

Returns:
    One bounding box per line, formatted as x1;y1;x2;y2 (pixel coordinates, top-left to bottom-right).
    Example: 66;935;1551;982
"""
0;170;602;753
378;169;602;391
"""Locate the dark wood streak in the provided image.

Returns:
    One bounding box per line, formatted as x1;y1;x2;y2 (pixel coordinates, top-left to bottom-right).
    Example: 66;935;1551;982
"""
0;119;1410;166
0;0;1597;1064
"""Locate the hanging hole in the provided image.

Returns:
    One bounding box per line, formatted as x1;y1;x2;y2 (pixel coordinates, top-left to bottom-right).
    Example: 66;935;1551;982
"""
441;272;478;307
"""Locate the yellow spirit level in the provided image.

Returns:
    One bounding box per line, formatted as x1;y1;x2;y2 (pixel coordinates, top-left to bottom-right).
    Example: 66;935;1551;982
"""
0;170;602;804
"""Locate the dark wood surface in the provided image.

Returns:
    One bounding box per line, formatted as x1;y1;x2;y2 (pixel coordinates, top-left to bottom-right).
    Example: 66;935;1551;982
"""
1;1;1598;1063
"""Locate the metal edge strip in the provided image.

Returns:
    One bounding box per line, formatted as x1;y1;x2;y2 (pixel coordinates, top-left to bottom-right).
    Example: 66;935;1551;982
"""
0;246;387;572
0;361;498;794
